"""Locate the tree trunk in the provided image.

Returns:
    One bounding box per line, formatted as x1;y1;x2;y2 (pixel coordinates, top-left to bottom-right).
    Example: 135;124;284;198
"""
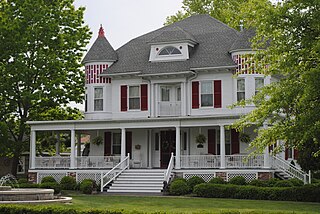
10;155;19;177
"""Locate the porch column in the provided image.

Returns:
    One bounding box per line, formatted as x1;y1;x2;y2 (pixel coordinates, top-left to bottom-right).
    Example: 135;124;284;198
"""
121;128;126;162
30;130;36;169
70;129;76;169
263;123;270;168
175;126;181;169
55;132;60;155
148;129;152;168
220;125;226;169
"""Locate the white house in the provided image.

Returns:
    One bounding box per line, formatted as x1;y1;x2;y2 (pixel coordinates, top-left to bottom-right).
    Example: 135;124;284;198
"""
27;15;308;193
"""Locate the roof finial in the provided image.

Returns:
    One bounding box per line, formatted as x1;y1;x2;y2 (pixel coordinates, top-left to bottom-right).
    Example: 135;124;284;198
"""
98;24;105;37
239;20;244;32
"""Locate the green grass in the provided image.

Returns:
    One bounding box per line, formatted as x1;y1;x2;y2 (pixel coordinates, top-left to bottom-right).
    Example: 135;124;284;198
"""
39;193;320;214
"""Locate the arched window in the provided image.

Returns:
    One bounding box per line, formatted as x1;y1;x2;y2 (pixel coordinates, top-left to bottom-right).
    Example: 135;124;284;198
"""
158;46;181;56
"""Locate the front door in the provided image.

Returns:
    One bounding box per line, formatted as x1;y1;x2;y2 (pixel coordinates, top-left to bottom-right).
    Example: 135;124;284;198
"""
160;130;176;168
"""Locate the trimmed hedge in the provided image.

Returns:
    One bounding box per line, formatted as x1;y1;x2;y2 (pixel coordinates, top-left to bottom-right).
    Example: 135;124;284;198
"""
41;176;57;184
209;177;226;184
39;182;61;194
80;179;96;194
186;176;205;191
228;176;246;185
169;180;190;195
193;183;320;202
60;176;77;190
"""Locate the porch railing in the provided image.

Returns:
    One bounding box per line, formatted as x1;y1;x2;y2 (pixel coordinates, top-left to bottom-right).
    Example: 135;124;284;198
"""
164;153;174;184
225;155;264;168
100;153;130;192
180;155;221;168
76;156;121;169
158;101;181;116
35;156;70;168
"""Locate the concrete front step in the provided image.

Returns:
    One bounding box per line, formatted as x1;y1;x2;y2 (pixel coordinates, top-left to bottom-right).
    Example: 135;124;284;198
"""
121;173;164;176
107;189;162;193
116;177;163;181
112;183;163;187
108;186;162;190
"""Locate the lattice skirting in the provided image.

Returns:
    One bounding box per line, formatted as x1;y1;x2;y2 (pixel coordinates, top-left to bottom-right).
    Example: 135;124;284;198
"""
76;172;102;184
37;172;103;184
183;173;215;182
227;172;257;182
38;172;67;183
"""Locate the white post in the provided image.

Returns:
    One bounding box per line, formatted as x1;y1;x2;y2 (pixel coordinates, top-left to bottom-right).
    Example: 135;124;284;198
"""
148;129;152;168
70;129;75;169
30;130;36;169
220;125;226;169
263;123;270;168
121;128;126;162
175;126;181;169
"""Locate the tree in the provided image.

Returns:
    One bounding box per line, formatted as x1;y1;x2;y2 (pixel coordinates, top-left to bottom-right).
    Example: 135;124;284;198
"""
165;0;272;29
297;138;320;172
232;0;320;157
0;0;91;175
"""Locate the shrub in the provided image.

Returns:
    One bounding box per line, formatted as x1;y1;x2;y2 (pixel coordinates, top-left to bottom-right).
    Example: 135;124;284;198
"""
41;176;57;184
169;180;190;195
17;178;28;184
171;177;187;183
18;183;39;188
39;182;61;194
187;176;205;192
266;178;280;187
288;178;304;186
274;180;294;187
80;180;94;194
60;176;77;190
228;176;246;185
248;179;267;187
209;177;226;184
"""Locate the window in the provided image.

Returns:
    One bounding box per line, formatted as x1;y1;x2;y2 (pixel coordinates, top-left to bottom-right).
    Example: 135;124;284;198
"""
255;78;264;94
94;88;103;111
129;86;140;110
237;79;245;101
177;87;181;101
161;86;170;101
216;130;231;155
112;133;121;155
158;46;181;56
201;81;213;107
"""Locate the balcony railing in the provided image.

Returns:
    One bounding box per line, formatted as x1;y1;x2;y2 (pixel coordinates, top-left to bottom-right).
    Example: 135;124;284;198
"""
35;156;70;169
158;101;181;116
225;155;264;168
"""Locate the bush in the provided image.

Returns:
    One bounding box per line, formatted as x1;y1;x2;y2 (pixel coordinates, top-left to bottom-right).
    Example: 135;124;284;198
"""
288;178;304;186
80;179;95;194
266;178;280;187
274;180;294;187
60;176;77;190
187;176;205;192
169;180;190;195
209;177;226;184
18;183;39;188
41;176;57;184
228;176;246;185
39;182;61;194
248;179;267;187
171;177;187;183
17;178;28;184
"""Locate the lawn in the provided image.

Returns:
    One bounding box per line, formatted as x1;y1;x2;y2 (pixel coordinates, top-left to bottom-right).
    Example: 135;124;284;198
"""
39;193;320;214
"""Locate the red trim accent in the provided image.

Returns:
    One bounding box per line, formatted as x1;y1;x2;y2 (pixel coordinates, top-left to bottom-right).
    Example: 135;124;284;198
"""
120;85;127;111
208;129;216;155
192;81;199;109
126;132;132;158
214;80;222;108
140;84;148;111
98;25;105;37
104;132;112;155
231;129;240;154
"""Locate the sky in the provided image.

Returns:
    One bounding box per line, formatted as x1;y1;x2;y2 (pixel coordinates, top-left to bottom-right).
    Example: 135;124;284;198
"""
71;0;183;110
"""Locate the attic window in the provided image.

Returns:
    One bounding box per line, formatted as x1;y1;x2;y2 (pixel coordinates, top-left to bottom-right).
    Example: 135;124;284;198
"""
158;46;181;56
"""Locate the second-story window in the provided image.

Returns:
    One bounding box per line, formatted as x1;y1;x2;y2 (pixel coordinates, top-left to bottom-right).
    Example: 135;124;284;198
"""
201;81;213;107
237;79;245;101
255;78;264;95
94;88;103;111
129;86;140;110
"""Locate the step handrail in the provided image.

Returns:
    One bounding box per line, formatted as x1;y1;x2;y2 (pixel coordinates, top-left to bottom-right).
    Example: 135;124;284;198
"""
100;153;130;192
164;152;174;185
271;155;310;184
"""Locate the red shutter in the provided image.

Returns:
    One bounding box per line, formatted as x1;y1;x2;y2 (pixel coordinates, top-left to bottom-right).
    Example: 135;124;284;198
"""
192;81;199;109
104;132;112;156
140;84;148;111
126;132;132;158
231;129;240;154
285;148;289;160
208;129;216;155
214;80;222;108
294;149;299;160
120;85;127;111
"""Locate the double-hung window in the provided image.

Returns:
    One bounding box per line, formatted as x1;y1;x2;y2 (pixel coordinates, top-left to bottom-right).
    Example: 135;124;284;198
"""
201;81;213;107
129;86;140;110
112;133;121;155
255;78;264;95
237;79;245;101
94;88;103;111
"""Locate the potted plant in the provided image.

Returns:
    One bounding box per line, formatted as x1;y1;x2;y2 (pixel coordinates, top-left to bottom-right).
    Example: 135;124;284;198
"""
92;136;103;146
195;133;206;148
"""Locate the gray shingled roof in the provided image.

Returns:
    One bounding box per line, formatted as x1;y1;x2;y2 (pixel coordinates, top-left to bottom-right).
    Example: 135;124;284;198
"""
148;26;198;44
82;36;118;63
229;29;255;52
98;15;249;75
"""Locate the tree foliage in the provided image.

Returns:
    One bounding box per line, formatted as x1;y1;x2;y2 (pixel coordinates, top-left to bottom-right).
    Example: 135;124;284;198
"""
233;0;320;158
0;0;90;174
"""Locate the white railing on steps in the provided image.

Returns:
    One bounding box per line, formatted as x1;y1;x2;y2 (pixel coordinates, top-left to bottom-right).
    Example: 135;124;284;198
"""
164;152;174;185
271;155;310;184
100;153;130;192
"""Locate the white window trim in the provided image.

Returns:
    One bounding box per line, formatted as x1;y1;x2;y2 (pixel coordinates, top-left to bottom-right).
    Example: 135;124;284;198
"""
157;46;183;57
94;87;104;111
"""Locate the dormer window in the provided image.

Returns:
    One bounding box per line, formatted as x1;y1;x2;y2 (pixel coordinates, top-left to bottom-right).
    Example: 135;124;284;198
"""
158;46;182;56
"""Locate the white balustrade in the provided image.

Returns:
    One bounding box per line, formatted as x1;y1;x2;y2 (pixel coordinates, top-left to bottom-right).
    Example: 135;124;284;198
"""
225;155;264;168
180;155;221;168
35;156;70;169
158;101;181;116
